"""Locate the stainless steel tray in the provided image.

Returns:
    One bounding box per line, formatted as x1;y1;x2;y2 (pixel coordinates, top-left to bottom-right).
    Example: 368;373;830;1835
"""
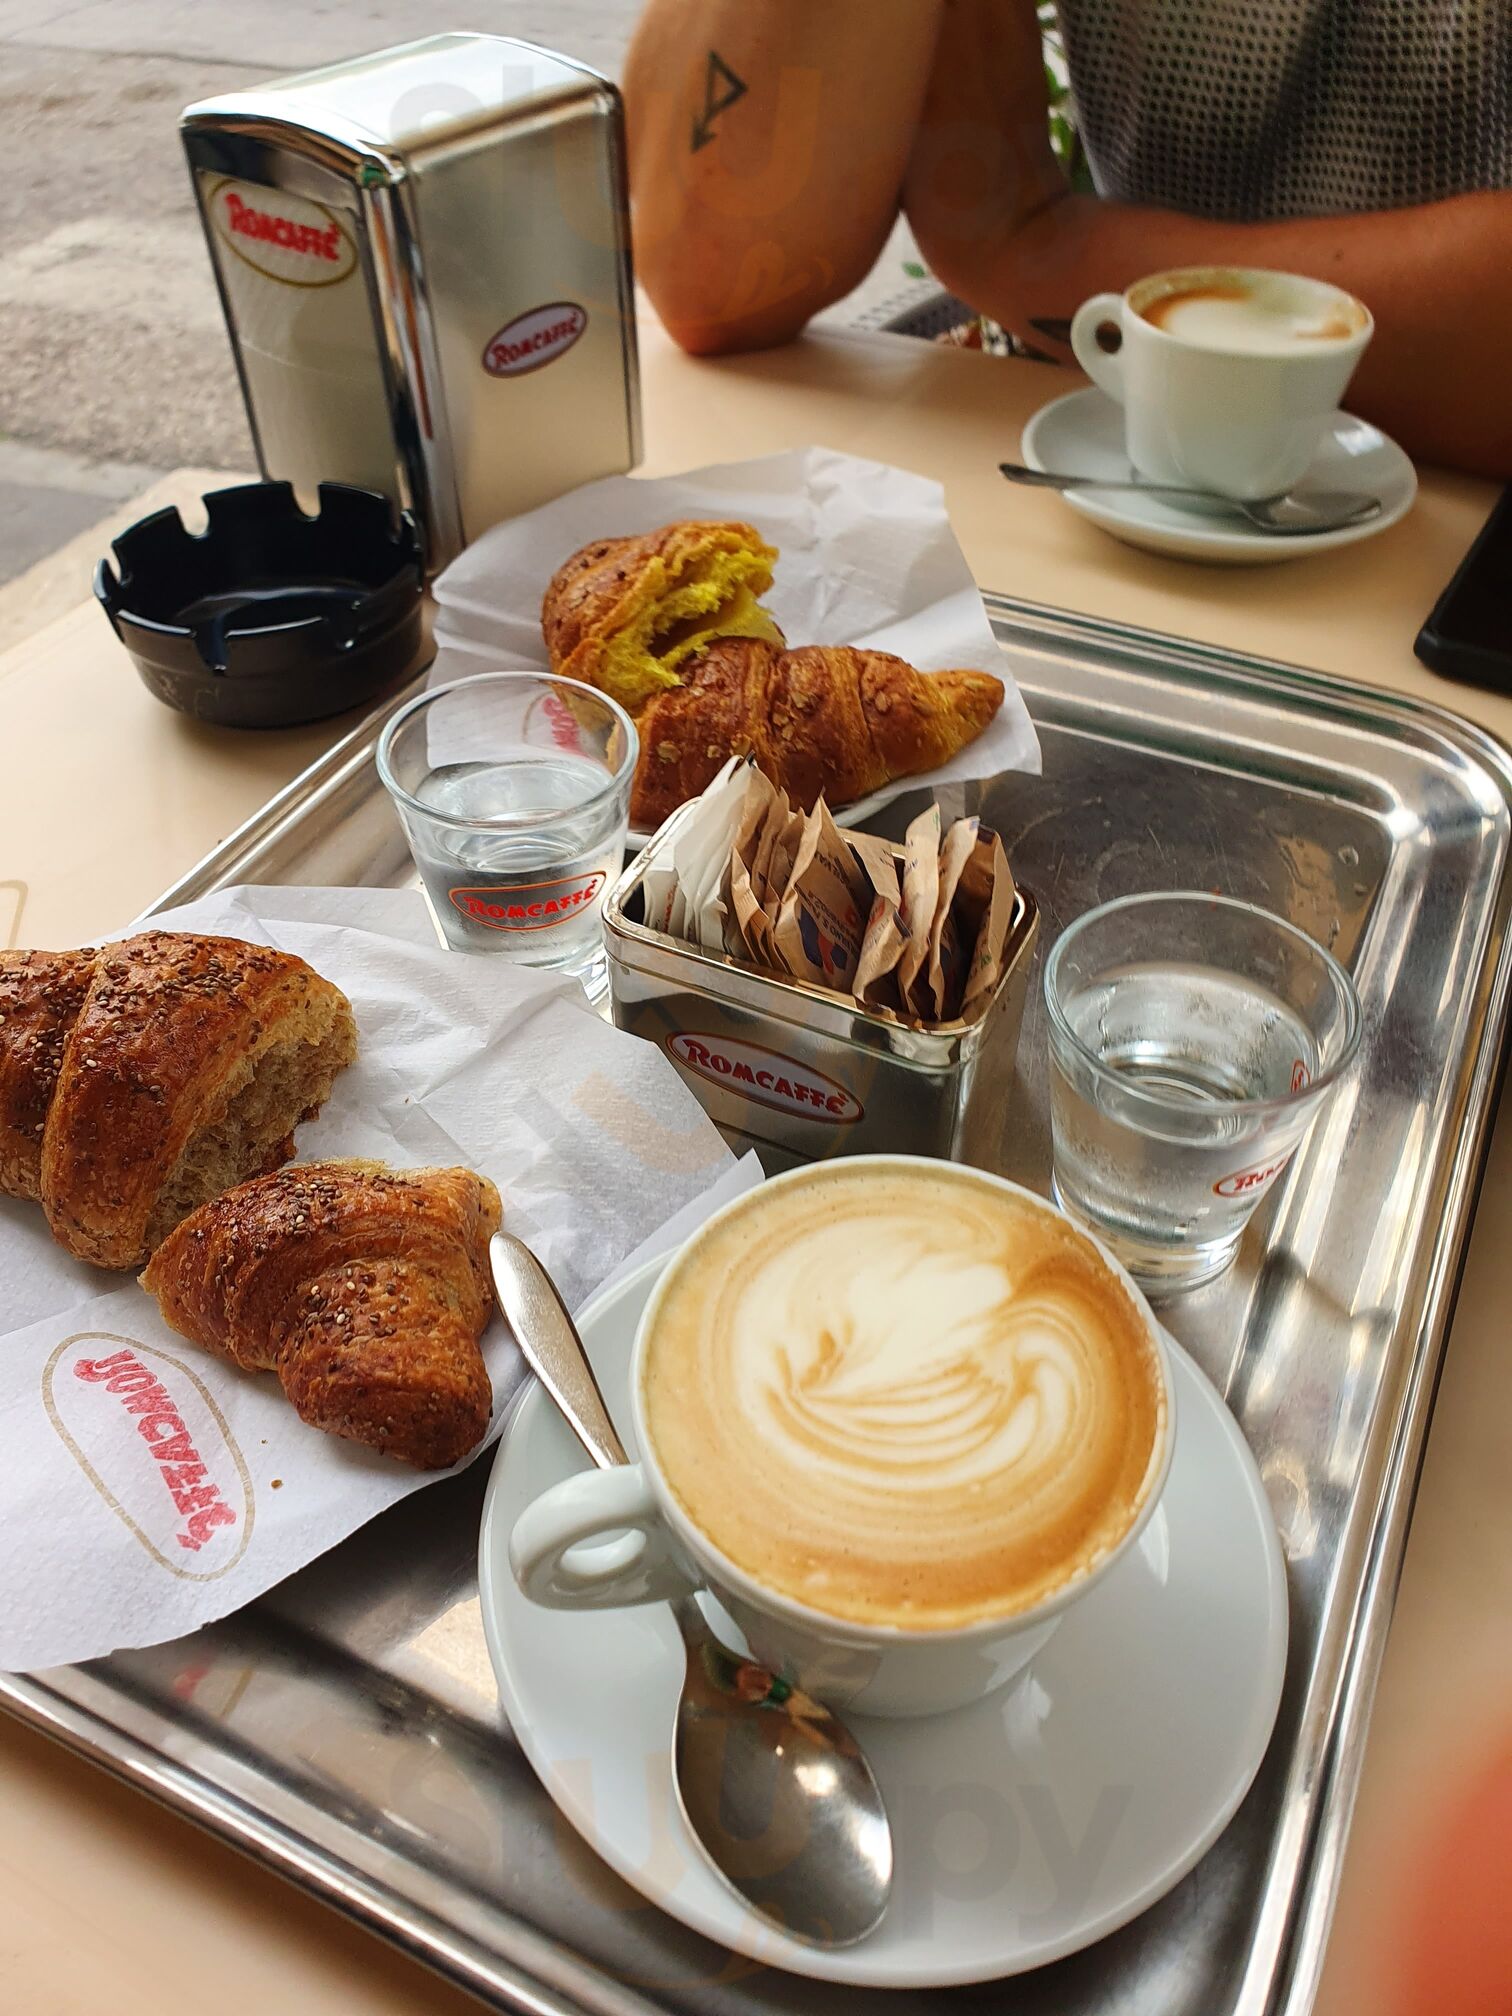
6;596;1510;2016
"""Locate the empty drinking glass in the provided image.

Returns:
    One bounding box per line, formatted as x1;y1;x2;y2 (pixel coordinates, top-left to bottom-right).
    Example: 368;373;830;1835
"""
378;671;637;997
1044;891;1362;1291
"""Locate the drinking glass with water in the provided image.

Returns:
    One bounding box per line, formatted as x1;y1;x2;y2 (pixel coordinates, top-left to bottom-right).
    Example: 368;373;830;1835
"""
378;671;637;997
1044;892;1361;1291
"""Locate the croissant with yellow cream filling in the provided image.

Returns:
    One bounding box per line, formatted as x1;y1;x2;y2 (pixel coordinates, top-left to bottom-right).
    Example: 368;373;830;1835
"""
542;521;783;715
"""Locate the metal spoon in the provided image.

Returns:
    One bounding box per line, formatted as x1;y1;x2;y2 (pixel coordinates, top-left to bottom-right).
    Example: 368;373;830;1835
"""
999;460;1382;534
489;1233;894;1947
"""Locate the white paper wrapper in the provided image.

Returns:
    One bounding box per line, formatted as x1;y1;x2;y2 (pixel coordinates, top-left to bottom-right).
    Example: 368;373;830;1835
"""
431;446;1042;811
664;755;748;952
0;886;761;1672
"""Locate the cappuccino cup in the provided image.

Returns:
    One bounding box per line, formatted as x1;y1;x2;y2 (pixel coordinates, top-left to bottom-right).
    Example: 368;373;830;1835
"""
1069;266;1372;501
509;1157;1174;1719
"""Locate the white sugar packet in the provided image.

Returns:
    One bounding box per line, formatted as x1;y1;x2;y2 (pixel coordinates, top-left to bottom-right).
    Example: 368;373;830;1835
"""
665;756;749;951
0;885;762;1672
431;446;1042;808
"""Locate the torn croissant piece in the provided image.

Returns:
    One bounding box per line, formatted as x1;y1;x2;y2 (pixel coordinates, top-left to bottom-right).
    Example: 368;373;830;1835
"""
142;1161;503;1469
629;639;1004;830
542;520;784;715
0;932;357;1269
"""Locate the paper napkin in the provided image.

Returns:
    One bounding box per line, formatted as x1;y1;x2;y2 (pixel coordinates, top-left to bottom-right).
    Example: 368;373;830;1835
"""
431;445;1042;809
0;885;761;1670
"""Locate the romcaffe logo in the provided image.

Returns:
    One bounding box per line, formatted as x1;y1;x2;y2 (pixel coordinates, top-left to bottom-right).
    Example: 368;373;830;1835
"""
666;1032;863;1123
449;873;606;930
482;302;587;376
1213;1153;1293;1199
209;178;357;288
43;1334;253;1580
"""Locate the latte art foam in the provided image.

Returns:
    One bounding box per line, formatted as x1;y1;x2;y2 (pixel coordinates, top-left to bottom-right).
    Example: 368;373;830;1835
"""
643;1166;1166;1630
1136;274;1367;354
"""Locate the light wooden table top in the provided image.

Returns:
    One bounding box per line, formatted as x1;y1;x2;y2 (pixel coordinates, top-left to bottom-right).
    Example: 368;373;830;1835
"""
1;318;1508;2016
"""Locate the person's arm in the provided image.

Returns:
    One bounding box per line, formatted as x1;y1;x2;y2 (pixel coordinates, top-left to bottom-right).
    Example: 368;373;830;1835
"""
624;0;946;354
904;0;1512;477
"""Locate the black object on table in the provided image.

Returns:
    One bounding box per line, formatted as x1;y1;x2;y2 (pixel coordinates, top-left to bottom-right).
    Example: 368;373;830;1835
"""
1415;485;1512;693
95;480;426;729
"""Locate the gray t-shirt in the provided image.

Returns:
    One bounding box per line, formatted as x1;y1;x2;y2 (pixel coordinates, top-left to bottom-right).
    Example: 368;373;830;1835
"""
1056;0;1512;218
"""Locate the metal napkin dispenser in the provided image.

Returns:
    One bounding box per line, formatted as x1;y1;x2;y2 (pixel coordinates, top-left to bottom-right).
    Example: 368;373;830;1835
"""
181;34;640;571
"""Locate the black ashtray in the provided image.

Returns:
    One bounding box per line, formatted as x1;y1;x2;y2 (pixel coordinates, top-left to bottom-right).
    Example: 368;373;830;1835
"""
95;481;426;729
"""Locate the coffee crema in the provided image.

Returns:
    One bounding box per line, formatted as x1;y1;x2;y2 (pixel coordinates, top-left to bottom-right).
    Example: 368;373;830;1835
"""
641;1165;1166;1631
1138;280;1363;354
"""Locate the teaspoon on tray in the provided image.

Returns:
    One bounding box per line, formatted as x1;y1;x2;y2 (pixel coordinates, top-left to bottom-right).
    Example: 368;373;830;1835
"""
1000;460;1382;534
488;1233;895;1948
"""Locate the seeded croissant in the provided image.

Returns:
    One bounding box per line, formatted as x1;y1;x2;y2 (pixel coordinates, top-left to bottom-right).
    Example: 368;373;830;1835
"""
0;932;356;1269
629;639;1005;830
142;1161;502;1469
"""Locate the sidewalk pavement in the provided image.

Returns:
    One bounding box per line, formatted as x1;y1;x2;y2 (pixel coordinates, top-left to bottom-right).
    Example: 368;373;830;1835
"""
0;1;926;597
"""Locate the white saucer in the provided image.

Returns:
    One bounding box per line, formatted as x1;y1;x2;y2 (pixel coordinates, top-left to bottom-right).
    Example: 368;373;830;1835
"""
478;1257;1288;1988
1020;387;1416;564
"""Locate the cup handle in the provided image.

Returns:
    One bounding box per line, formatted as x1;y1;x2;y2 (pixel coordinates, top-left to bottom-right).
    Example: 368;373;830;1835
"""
509;1463;698;1610
1069;293;1127;403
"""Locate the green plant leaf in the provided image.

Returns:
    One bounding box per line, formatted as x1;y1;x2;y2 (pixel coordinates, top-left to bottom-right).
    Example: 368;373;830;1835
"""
1042;12;1082;176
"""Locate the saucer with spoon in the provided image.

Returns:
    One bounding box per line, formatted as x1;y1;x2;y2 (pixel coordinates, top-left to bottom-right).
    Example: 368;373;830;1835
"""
1015;387;1415;564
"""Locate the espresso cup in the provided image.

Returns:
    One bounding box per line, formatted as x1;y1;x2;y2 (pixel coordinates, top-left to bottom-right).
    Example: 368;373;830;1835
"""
509;1157;1175;1719
1069;266;1373;501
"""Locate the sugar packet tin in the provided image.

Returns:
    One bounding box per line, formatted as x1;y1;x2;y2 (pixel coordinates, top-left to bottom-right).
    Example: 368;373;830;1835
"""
603;820;1038;1169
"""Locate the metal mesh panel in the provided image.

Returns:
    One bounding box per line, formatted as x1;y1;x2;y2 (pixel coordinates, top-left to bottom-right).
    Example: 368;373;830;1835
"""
1056;0;1512;218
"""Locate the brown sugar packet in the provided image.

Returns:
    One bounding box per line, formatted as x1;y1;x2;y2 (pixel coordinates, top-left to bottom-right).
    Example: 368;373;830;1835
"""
748;788;793;915
730;846;780;965
958;828;1016;1014
926;816;980;1021
680;759;750;952
763;807;808;923
722;764;779;960
731;761;778;869
846;830;908;1013
853;906;910;1016
773;800;867;990
847;830;902;908
895;803;942;1020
